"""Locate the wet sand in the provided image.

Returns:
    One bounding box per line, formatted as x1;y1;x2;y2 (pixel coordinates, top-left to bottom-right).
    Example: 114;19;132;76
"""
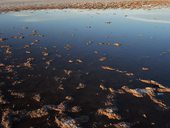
0;0;170;12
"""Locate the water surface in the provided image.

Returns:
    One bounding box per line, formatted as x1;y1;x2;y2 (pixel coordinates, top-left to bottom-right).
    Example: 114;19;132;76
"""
0;8;170;128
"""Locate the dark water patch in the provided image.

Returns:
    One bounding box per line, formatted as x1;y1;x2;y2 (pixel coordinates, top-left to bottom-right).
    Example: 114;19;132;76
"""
0;9;170;128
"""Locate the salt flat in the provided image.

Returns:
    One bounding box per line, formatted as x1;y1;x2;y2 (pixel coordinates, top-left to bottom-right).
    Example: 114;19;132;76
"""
0;0;170;11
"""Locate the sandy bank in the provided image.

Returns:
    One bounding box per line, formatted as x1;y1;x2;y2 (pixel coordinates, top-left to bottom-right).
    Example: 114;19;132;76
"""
0;0;170;12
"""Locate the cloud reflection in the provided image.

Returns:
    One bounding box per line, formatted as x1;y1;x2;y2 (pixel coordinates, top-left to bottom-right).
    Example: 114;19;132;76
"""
128;16;170;24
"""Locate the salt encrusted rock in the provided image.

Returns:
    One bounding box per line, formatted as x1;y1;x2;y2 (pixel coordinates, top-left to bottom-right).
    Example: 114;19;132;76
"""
97;108;121;120
139;79;166;89
55;116;81;128
32;93;41;102
121;86;143;98
64;70;72;76
114;122;131;128
99;57;107;62
1;109;13;128
157;88;170;93
65;96;73;101
76;83;86;90
27;107;48;119
121;86;168;109
23;58;34;68
9;91;25;98
113;42;121;47
0;38;7;42
0;94;8;105
71;106;81;113
57;102;67;113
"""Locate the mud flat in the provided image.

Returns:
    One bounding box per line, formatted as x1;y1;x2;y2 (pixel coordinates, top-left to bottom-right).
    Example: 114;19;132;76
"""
0;0;170;12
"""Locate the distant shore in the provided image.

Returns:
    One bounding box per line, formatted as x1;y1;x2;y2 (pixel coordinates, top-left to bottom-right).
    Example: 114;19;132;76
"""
0;0;170;12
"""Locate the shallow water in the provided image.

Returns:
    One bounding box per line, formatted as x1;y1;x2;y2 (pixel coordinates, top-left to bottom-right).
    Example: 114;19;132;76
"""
0;8;170;128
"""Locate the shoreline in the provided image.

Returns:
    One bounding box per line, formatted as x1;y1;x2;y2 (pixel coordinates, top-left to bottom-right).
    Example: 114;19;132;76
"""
0;0;170;12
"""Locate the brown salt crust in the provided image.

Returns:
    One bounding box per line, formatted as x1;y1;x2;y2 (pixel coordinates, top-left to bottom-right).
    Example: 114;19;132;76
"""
0;0;170;12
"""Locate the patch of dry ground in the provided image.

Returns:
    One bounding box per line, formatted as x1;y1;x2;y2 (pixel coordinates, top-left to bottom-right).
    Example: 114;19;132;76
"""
0;0;170;12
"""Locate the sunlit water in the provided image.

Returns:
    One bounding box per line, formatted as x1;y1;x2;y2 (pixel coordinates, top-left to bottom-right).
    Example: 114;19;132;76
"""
0;8;170;128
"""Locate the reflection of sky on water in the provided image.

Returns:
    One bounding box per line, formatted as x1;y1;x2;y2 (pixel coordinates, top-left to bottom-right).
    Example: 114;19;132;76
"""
5;8;170;23
127;17;170;24
127;8;170;24
0;8;170;86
